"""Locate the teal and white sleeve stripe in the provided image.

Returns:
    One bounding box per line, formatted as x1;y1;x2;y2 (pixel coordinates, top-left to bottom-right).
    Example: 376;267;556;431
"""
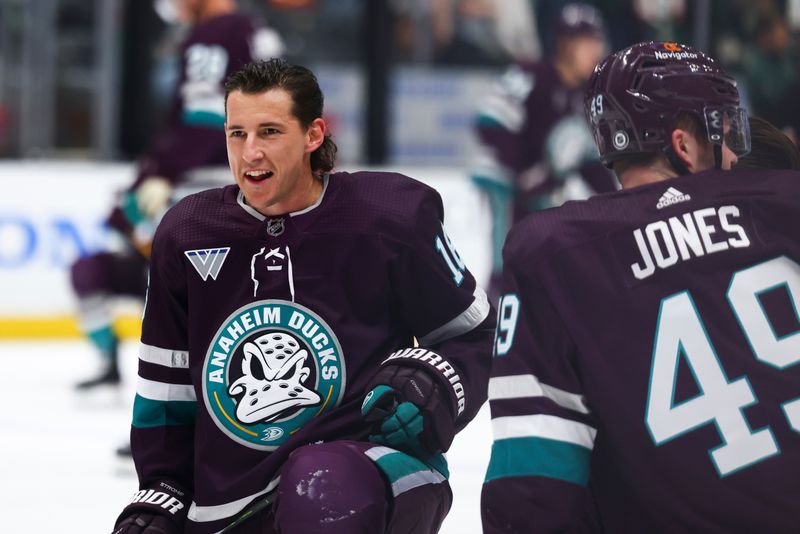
485;373;596;486
132;343;197;428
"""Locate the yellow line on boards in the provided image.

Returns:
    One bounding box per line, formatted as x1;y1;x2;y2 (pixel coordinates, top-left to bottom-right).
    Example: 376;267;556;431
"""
0;316;142;339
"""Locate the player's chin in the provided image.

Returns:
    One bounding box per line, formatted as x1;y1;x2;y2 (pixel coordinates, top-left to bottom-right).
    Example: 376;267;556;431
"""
243;190;271;207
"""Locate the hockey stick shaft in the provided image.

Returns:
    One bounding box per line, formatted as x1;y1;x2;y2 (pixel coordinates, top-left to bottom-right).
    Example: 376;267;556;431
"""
217;494;273;534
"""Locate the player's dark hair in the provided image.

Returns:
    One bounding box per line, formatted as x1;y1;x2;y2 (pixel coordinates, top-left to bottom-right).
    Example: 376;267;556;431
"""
611;113;707;177
224;59;337;175
737;116;800;171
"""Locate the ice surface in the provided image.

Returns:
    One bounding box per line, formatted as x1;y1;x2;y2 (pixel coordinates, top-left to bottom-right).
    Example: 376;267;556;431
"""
0;341;491;533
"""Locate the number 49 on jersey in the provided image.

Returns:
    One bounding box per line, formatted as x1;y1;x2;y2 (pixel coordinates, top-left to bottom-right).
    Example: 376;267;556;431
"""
646;256;800;476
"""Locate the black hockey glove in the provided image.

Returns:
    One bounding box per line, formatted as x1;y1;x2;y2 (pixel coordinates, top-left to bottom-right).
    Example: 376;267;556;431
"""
361;348;464;457
112;513;177;534
112;481;189;534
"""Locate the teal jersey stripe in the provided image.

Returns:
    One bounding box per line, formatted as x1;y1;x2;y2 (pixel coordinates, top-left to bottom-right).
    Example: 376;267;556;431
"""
132;394;197;428
471;175;514;197
485;436;591;486
183;110;225;128
476;114;508;130
121;191;145;226
373;450;449;481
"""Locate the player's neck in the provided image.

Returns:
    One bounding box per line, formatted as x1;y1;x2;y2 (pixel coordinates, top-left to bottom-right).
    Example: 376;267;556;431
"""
260;173;324;217
619;164;679;190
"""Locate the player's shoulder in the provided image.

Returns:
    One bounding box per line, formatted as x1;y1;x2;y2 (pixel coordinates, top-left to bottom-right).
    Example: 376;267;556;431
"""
497;61;544;95
505;178;670;265
506;167;800;265
190;12;257;43
695;167;800;196
156;187;227;241
205;12;255;31
328;170;443;235
636;167;800;212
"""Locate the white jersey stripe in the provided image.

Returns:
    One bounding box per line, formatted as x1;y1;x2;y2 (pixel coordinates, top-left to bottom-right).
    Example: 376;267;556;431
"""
139;343;190;368
419;285;491;346
489;374;590;414
188;476;280;522
492;414;596;449
365;446;447;496
479;93;526;132
364;445;395;462
136;376;196;402
391;470;447;496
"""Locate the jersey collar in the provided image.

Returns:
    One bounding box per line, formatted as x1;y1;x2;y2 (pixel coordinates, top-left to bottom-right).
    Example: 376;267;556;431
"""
236;173;330;222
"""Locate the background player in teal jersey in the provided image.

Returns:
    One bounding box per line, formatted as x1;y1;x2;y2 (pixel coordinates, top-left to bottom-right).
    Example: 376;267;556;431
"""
470;3;615;301
71;0;283;390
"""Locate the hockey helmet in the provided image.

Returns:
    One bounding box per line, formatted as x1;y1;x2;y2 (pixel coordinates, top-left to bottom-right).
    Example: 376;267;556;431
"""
556;3;606;40
585;41;750;168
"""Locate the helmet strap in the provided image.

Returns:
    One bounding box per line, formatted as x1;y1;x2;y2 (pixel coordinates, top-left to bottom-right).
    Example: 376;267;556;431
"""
713;143;723;169
662;145;690;176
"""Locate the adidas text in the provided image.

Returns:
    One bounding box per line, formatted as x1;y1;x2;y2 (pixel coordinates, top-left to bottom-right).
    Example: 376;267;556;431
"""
657;188;691;209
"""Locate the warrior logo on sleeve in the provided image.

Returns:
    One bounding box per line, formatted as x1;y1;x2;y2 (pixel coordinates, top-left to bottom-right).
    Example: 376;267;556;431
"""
202;300;345;450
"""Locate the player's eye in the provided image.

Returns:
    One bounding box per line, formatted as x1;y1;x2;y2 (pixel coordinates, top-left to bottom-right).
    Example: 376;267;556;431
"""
261;127;280;136
228;130;245;138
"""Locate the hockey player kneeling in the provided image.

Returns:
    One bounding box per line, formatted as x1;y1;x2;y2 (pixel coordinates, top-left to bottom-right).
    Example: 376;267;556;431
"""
111;58;494;534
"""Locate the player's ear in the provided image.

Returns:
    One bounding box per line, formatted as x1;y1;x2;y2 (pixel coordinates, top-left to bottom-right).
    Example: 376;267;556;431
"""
671;128;699;172
305;118;326;154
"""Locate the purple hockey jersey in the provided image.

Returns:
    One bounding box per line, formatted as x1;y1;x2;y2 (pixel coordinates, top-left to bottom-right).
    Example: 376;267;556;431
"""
473;60;616;219
483;168;800;533
131;171;493;533
134;13;282;187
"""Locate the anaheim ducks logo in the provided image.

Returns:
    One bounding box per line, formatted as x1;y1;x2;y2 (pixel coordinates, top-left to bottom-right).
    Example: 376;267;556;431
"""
663;42;682;52
202;300;345;450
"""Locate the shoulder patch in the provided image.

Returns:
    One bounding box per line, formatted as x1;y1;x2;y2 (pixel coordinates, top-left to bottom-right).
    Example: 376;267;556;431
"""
185;247;230;281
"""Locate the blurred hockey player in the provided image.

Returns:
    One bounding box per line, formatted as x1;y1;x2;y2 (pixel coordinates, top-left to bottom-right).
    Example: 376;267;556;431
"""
110;59;494;534
482;41;800;532
71;0;283;390
471;2;615;300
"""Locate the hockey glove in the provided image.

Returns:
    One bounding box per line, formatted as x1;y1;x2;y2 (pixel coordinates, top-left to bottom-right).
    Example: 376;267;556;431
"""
112;481;189;534
135;176;173;219
361;355;459;457
112;513;177;534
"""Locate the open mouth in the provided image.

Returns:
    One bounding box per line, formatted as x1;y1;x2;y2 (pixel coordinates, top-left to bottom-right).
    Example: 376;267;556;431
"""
244;170;274;183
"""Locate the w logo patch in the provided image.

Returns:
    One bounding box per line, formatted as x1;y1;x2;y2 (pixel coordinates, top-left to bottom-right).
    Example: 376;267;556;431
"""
185;248;230;281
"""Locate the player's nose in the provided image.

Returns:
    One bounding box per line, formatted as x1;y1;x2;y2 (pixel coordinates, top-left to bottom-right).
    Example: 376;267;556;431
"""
242;139;265;162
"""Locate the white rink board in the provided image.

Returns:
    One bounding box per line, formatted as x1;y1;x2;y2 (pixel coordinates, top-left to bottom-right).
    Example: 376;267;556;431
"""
0;341;492;533
0;161;491;319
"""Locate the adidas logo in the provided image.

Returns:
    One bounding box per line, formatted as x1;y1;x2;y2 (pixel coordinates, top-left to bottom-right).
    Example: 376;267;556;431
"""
656;187;691;209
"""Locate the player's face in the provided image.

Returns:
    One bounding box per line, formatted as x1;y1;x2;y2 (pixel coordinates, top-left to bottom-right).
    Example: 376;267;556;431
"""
564;35;605;83
174;0;200;24
225;88;325;216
